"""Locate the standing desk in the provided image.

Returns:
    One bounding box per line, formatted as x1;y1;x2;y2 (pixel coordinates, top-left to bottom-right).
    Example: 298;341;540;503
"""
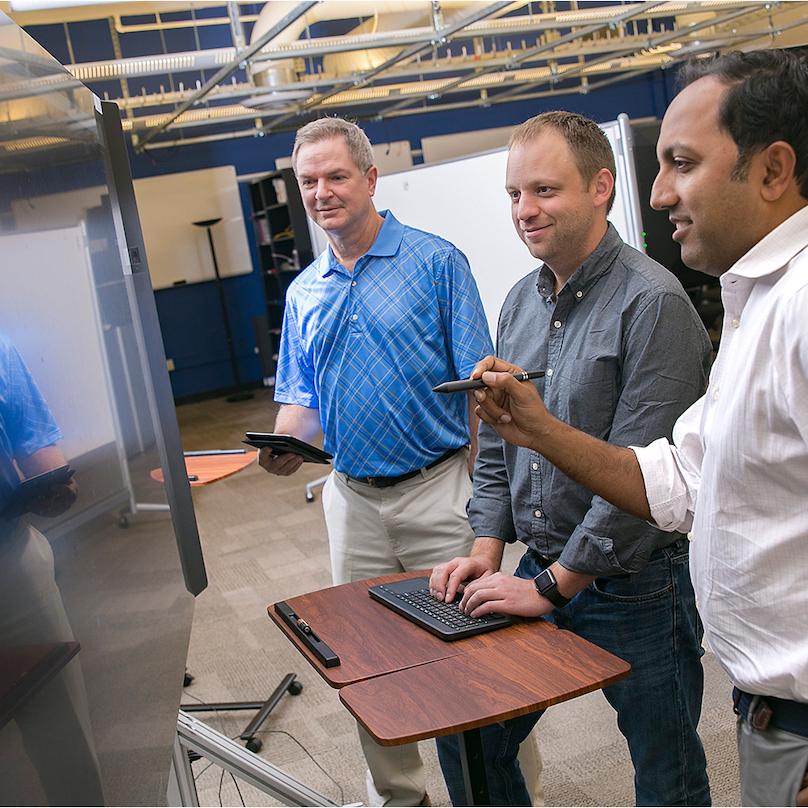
268;570;630;806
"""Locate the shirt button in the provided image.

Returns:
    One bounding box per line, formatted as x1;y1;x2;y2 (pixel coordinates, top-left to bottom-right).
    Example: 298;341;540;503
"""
732;318;740;328
546;368;553;377
351;281;357;287
532;462;538;470
576;290;583;298
534;510;542;518
553;320;562;328
713;389;720;400
351;314;358;321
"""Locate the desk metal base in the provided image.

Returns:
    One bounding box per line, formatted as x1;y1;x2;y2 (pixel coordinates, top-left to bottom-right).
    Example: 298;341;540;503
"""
169;710;338;807
458;728;490;806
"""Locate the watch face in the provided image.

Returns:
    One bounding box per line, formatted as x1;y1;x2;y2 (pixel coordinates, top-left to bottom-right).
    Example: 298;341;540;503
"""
534;569;554;593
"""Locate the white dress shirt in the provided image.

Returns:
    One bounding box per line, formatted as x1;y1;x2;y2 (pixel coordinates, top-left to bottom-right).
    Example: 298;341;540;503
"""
633;204;808;702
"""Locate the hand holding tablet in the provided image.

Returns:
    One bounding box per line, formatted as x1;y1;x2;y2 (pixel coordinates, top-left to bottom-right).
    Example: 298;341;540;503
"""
242;433;333;464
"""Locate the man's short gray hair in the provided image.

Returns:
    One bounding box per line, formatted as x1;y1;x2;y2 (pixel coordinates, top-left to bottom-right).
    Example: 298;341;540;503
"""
292;117;375;175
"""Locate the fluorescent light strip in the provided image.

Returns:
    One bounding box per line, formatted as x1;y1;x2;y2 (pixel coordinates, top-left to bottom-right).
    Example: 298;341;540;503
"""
2;135;69;151
139;104;255;128
398;80;453;96
513;67;554;80
458;73;506;88
69;55;198;81
321;87;391;104
556;8;631;22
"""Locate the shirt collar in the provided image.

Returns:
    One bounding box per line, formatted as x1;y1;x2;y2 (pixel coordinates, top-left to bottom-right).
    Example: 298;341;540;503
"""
319;210;403;278
724;203;808;284
536;222;622;300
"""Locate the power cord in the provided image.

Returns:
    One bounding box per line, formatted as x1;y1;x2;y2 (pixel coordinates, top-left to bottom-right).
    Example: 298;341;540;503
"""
251;728;345;806
217;766;245;807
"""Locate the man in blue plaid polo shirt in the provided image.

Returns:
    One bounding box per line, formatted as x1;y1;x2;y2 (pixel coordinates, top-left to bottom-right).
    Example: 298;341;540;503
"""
258;118;544;807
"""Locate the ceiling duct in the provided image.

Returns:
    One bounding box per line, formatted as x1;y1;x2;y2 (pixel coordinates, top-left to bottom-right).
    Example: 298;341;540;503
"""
244;0;487;109
22;1;808;148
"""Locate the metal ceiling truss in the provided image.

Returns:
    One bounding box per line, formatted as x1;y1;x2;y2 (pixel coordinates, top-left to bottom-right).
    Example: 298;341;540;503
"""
48;0;808;151
254;1;516;136
135;0;317;148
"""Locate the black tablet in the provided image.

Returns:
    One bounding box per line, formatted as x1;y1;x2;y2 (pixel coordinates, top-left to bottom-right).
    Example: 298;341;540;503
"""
1;465;75;520
242;433;333;464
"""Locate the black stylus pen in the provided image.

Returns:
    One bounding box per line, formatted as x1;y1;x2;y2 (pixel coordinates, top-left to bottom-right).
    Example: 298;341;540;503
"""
432;369;545;394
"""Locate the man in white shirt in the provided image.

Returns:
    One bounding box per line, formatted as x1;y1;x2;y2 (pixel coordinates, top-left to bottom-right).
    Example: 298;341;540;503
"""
454;49;808;807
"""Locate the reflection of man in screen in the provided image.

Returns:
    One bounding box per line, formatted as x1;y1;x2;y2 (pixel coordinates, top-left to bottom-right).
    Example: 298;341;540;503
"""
0;332;104;806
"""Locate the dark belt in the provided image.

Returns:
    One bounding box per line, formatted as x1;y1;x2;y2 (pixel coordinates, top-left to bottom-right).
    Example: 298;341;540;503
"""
733;687;808;737
346;446;464;489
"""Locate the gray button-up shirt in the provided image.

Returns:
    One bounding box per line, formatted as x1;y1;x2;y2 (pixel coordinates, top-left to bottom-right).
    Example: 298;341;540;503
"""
468;224;712;577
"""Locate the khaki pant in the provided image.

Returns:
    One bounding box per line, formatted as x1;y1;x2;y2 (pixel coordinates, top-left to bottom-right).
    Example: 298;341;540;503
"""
322;451;544;806
737;713;808;806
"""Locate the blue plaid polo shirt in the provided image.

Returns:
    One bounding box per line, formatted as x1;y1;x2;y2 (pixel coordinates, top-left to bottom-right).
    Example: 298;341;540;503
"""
274;211;493;478
1;332;62;524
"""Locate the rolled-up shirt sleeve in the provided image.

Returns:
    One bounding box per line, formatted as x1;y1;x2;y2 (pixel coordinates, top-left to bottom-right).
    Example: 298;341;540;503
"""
556;291;710;576
632;395;705;534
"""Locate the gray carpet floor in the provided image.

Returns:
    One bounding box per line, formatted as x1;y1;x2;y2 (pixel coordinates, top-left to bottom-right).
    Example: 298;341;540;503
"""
177;387;741;807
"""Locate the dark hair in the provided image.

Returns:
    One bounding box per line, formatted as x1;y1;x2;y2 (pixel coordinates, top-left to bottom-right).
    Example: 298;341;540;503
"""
678;50;808;198
292;117;374;175
508;111;617;212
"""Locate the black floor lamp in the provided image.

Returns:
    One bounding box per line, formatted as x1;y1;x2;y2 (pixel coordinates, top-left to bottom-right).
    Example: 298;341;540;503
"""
193;218;253;402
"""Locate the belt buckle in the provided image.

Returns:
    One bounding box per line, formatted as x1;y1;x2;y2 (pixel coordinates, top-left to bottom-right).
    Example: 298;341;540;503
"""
752;699;773;731
366;477;378;488
736;690;774;731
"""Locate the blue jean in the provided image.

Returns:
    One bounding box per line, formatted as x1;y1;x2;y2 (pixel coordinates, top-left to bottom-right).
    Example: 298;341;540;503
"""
436;540;710;806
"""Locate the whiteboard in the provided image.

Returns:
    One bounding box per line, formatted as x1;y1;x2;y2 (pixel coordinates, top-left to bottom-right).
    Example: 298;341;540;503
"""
133;165;253;290
360;117;644;338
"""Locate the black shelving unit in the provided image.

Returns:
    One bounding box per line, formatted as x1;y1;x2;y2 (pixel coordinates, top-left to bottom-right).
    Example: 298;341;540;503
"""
248;168;314;384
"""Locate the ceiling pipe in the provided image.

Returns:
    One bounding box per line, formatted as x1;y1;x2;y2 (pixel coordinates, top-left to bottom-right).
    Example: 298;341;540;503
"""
135;0;317;151
125;6;808;140
63;1;773;83
106;7;795;115
125;8;808;152
45;0;801;147
257;0;513;134
248;1;475;87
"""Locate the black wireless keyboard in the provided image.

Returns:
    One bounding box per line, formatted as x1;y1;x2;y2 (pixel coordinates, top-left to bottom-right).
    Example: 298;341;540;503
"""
368;577;513;641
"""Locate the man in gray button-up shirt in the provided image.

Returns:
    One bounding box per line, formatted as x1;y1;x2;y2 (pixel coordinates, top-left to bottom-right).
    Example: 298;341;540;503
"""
431;112;713;806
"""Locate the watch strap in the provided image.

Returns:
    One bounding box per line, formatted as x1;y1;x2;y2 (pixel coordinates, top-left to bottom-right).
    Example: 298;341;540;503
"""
533;568;571;608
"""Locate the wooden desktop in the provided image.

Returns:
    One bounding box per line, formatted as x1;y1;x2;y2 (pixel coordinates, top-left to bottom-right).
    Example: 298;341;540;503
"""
268;570;630;805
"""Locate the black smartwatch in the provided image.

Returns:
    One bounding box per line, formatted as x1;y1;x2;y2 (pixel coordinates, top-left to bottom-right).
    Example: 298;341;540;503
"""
533;568;570;608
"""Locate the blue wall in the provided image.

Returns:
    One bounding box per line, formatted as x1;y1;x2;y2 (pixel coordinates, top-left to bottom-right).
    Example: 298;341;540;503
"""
24;12;679;399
